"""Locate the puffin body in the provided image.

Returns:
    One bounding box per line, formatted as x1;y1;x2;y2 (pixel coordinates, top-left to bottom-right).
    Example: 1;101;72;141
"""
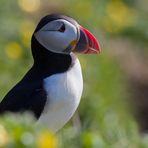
39;56;83;131
0;14;101;132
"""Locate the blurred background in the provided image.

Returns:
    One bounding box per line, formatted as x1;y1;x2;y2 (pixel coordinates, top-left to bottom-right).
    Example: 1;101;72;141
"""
0;0;148;147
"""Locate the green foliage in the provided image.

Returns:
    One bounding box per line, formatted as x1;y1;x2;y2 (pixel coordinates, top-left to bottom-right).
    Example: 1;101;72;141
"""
0;113;58;148
0;113;148;148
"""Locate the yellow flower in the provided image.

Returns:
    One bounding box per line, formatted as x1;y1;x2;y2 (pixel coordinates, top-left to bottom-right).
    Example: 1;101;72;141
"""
0;125;9;147
18;0;40;13
103;0;137;33
37;131;58;148
5;42;23;59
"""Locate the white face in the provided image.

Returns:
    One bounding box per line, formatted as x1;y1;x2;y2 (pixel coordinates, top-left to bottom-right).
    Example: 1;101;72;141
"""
34;19;79;54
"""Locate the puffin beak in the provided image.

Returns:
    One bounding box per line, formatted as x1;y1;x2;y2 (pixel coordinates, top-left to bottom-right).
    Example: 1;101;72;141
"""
73;26;101;54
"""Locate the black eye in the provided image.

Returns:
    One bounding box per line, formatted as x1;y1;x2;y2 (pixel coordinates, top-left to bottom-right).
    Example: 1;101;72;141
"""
58;23;65;32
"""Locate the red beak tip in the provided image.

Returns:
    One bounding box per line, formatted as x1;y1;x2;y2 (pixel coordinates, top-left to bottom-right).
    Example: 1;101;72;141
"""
80;26;101;54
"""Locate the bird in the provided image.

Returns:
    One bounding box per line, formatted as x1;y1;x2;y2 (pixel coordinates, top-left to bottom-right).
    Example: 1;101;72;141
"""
0;14;101;132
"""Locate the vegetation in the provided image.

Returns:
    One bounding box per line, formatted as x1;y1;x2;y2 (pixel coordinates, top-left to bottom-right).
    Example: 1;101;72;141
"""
0;0;147;147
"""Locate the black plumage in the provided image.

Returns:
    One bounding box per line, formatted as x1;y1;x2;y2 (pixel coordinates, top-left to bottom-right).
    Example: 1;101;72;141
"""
0;14;75;118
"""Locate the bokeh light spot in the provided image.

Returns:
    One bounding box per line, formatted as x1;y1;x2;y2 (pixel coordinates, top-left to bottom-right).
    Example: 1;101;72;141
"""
103;0;137;33
5;42;23;60
37;131;58;148
18;0;40;12
0;125;9;147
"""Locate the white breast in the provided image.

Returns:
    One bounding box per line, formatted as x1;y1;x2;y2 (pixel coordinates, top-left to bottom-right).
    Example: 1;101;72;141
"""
37;58;83;132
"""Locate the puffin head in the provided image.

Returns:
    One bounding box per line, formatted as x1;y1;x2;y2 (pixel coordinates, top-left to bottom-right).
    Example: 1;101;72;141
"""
32;14;101;57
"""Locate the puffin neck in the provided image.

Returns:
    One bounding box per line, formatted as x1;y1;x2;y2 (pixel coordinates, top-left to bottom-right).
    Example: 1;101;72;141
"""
31;35;72;75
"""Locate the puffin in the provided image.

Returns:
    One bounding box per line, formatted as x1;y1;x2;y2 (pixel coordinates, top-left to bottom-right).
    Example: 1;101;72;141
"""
0;14;101;132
